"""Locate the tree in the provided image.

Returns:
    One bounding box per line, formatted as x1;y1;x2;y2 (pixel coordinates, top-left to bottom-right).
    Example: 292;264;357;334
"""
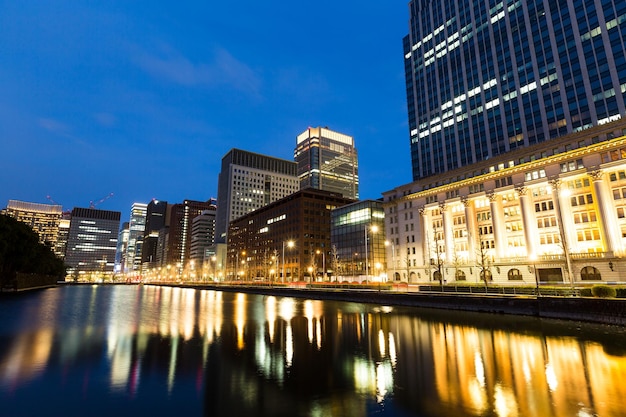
476;234;493;287
330;245;339;282
0;214;66;286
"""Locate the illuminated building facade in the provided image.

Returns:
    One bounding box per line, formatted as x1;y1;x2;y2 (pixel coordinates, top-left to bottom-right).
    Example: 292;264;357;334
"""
125;202;147;273
404;0;626;180
295;127;359;199
215;149;299;243
164;199;216;272
189;208;217;266
4;200;63;257
114;222;129;274
228;189;353;281
383;121;626;284
65;207;121;278
330;200;386;281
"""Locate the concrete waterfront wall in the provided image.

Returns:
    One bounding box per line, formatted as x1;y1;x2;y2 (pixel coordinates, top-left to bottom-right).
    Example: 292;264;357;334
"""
1;272;59;292
171;284;626;326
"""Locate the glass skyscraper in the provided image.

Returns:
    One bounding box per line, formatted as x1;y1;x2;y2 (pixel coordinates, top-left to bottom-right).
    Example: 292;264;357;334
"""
404;0;626;180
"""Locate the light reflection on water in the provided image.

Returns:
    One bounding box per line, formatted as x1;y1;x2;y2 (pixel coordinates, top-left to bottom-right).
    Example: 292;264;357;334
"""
0;284;625;417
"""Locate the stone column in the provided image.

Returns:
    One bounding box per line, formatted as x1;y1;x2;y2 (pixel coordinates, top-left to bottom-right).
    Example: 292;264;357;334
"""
462;196;477;262
516;186;537;258
419;206;430;269
440;202;454;262
488;192;506;259
588;170;618;254
550;179;575;285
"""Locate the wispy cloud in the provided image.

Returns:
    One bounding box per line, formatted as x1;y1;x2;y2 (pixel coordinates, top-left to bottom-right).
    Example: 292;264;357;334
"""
133;45;261;96
39;118;70;134
94;112;117;127
38;117;87;146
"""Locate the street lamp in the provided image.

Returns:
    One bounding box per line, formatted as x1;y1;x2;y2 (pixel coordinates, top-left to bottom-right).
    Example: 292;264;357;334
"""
385;240;395;281
530;254;540;296
365;225;379;284
282;240;295;283
316;249;326;281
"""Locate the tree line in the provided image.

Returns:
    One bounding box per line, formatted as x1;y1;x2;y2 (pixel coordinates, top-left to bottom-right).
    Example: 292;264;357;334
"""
0;214;66;286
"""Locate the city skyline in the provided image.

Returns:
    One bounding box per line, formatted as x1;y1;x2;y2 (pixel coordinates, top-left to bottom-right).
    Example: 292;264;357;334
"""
0;1;411;216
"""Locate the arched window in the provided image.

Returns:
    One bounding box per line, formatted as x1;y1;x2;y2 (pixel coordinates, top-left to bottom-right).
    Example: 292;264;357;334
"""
507;268;523;280
580;266;601;281
409;271;417;282
455;270;466;281
394;272;401;281
433;270;443;282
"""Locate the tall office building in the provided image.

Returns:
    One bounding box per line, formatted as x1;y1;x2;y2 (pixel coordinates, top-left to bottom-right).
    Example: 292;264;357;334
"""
124;202;147;273
4;200;63;257
189;208;217;266
114;222;130;274
404;0;626;180
215;149;299;243
65;208;121;279
294;127;359;200
141;199;168;272
164;199;216;270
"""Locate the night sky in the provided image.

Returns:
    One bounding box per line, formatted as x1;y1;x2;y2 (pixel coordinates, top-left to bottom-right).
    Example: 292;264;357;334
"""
1;1;411;217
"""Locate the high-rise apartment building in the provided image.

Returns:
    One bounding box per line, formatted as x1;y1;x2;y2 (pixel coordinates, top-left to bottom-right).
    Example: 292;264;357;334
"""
404;0;626;180
125;202;147;273
65;208;121;279
4;200;63;257
294;127;359;199
215;149;299;243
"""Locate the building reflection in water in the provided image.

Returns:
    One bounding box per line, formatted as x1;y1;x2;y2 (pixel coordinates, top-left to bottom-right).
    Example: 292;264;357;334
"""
0;285;625;417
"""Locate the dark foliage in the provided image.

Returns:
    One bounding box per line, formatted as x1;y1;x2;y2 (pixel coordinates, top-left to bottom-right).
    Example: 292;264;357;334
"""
0;214;66;283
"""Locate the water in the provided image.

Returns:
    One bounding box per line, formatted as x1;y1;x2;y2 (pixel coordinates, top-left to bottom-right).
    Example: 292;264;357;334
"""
1;285;625;417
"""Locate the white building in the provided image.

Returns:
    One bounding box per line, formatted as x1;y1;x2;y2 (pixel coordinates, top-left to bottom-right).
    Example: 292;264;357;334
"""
383;120;626;285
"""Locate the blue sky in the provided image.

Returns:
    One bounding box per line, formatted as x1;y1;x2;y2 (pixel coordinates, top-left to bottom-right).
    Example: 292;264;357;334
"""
0;1;411;217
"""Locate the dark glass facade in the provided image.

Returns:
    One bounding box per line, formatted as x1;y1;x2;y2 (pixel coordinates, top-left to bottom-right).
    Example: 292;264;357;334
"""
404;0;626;180
330;200;386;281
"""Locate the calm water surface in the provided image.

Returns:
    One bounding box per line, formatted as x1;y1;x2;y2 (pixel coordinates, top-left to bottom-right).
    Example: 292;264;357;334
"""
1;285;625;417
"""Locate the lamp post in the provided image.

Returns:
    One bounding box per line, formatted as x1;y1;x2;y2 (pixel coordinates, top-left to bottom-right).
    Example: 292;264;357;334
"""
316;249;326;281
365;225;379;284
282;240;294;283
530;254;540;296
385;240;395;281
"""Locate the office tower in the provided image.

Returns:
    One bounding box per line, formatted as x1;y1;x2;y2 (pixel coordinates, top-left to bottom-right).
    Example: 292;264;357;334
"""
4;200;63;257
404;0;626;180
189;208;217;266
228;189;353;281
114;222;129;274
215;149;299;243
125;202;147;273
65;208;121;279
164;199;216;271
141;199;168;272
294;127;359;199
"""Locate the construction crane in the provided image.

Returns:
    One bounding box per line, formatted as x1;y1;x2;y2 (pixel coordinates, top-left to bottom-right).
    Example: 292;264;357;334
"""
45;195;71;215
89;193;114;209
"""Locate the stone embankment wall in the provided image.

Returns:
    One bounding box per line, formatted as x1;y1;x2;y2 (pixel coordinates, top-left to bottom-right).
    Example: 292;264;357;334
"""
179;284;626;326
1;273;59;292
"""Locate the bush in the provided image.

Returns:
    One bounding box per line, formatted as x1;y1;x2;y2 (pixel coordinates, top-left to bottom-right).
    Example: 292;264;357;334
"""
591;285;617;298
